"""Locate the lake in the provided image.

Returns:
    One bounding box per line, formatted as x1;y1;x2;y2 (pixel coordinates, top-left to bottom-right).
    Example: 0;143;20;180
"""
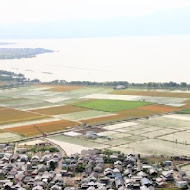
0;36;190;82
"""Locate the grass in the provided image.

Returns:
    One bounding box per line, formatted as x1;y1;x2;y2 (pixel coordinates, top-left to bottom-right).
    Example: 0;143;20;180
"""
112;89;190;98
76;99;152;112
177;109;190;114
30;105;89;115
6;119;78;137
0;108;46;125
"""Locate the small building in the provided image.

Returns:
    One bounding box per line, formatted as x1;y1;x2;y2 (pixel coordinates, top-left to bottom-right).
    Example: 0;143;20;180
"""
86;131;97;139
176;181;188;189
114;85;127;90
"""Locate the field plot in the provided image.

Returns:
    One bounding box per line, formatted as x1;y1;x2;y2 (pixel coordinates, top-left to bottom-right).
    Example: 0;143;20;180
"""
163;114;190;121
48;138;90;155
80;108;160;125
159;130;190;144
102;122;138;131
0;108;46;125
140;128;178;138
56;110;117;121
112;89;190;98
104;136;145;146
49;135;109;149
139;105;179;113
0;98;42;107
181;165;190;177
126;126;161;136
76;99;151;112
7;119;78;136
0;132;23;143
14;102;59;110
82;93;188;107
39;85;83;92
111;139;190;156
31;105;89;115
177;109;190;114
138;117;190;129
55;87;113;99
0;118;61;129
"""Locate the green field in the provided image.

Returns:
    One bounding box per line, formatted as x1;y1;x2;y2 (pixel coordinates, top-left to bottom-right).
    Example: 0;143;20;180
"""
177;109;190;114
76;99;152;112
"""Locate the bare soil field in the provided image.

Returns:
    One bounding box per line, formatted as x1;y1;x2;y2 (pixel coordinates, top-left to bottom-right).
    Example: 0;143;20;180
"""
30;105;89;115
6;119;78;136
138;104;180;113
0;108;46;125
36;85;83;92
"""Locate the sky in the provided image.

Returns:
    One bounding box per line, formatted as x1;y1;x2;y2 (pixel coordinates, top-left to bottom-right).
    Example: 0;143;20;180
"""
0;0;190;38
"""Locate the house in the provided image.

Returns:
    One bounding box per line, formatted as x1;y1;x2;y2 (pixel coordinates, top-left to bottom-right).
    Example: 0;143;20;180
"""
161;170;174;181
32;185;44;190
141;178;152;187
176;181;188;189
114;85;127;90
51;185;62;190
86;131;97;139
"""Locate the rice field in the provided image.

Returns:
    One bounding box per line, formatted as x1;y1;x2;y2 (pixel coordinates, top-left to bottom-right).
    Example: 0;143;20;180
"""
0;132;23;143
118;139;190;156
159;130;190;144
31;105;89;115
55;110;117;121
49;135;109;149
82;93;188;107
76;99;152;112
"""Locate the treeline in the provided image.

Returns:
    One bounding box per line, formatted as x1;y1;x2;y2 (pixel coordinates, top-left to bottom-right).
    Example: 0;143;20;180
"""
0;48;53;60
0;70;27;83
43;80;190;89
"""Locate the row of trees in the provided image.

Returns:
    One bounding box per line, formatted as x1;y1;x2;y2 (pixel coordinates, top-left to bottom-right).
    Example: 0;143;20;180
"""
44;80;190;89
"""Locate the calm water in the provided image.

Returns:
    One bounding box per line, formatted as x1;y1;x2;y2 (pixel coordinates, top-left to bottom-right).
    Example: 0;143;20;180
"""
0;36;190;82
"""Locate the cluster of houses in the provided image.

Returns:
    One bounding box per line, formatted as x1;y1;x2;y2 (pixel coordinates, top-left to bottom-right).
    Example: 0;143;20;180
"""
62;149;189;190
0;142;189;190
0;143;69;190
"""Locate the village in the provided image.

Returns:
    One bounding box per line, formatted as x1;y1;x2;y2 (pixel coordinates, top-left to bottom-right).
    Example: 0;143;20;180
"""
0;140;189;190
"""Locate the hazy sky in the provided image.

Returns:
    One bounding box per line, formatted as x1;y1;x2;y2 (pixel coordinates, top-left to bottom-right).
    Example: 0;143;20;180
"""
0;0;190;38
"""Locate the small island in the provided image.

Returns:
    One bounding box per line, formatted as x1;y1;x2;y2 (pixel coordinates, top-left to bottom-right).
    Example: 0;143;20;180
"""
0;48;54;59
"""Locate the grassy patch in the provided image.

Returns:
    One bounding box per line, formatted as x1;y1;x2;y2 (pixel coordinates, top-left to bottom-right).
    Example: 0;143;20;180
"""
177;109;190;114
76;99;151;112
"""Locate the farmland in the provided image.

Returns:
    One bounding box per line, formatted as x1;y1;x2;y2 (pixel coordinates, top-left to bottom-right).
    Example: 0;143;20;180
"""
112;89;190;98
0;108;46;125
7;119;78;136
1;83;190;156
31;104;89;115
36;85;83;92
76;99;152;112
